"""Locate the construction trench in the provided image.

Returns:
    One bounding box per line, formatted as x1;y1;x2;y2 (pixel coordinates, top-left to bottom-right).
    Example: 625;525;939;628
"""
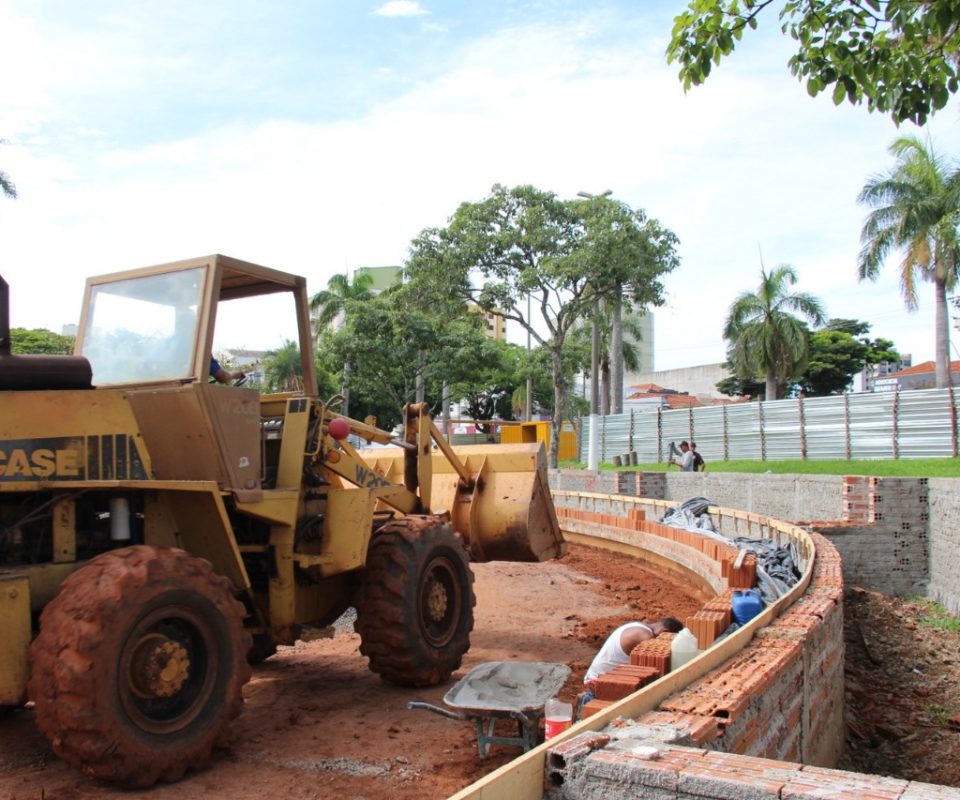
469;470;960;800
1;471;959;799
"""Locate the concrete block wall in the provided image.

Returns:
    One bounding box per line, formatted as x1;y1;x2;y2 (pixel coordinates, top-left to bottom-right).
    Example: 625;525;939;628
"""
928;479;960;615
546;740;960;800
811;477;930;597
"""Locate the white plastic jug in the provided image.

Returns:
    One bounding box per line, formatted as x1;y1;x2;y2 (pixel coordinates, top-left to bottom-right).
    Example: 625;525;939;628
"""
544;697;573;739
670;627;700;671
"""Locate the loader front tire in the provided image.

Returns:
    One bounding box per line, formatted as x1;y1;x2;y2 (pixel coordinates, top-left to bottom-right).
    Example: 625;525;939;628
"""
355;519;475;687
28;545;251;788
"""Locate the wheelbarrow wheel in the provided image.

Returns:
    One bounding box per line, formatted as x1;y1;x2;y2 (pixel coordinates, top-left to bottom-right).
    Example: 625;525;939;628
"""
355;518;475;687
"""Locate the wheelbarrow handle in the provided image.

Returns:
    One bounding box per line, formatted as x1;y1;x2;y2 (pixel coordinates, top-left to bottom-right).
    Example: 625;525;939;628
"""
509;709;537;729
407;701;468;721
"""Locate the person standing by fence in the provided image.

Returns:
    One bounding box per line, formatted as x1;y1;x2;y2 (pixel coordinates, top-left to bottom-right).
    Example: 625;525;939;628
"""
690;441;706;472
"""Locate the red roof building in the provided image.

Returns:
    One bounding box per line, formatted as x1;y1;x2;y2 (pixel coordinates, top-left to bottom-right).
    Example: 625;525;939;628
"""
874;360;960;391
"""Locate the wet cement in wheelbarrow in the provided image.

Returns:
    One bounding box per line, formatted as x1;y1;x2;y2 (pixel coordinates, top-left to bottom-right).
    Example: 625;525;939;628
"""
446;661;570;712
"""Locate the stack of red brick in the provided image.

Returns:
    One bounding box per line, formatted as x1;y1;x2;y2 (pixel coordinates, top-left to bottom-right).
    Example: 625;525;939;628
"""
582;664;661;717
581;634;676;719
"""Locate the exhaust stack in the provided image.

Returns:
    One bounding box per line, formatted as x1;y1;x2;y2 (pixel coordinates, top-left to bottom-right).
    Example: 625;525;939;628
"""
0;274;94;391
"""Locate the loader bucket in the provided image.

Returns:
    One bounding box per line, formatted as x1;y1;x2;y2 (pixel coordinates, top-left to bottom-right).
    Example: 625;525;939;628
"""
357;442;566;563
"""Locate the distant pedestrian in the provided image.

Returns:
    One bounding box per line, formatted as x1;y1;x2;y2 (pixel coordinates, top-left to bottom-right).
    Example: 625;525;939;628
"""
690;441;706;472
669;441;696;472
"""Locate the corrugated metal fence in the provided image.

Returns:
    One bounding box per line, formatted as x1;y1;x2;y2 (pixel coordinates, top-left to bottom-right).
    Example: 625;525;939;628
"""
578;387;960;463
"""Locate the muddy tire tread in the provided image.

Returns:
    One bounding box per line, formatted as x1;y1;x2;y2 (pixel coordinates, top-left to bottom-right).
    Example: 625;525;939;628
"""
28;545;251;788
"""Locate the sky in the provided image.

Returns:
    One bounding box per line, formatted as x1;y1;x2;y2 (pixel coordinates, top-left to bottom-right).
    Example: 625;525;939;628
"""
2;0;960;371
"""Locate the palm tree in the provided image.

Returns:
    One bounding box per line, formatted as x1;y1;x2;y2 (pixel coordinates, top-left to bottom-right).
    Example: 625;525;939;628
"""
310;271;374;338
1;139;17;200
599;312;646;414
572;312;646;414
724;264;826;401
311;271;374;416
858;136;960;389
264;340;303;393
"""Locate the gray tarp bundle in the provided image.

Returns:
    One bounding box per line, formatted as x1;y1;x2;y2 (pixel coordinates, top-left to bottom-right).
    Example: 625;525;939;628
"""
660;497;801;603
660;496;717;533
733;536;801;603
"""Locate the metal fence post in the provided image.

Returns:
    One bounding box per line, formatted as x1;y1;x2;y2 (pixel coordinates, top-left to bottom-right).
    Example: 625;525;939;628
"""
722;404;729;462
657;406;663;463
798;395;807;460
758;401;766;461
892;386;900;459
951;386;959;458
601;414;606;463
844;393;851;460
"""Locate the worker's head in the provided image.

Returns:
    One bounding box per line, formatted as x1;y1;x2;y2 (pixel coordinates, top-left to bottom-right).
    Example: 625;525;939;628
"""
651;617;683;635
679;441;689;451
689;441;697;450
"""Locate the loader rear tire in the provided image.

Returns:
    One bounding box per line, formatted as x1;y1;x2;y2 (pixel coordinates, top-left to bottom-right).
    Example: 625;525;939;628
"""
355;519;475;687
27;545;251;788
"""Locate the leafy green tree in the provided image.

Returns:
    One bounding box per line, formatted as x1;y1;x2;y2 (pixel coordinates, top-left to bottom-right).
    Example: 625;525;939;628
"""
798;320;899;395
724;264;826;401
263;340;303;393
448;338;525;429
575;196;680;415
316;285;508;431
716;370;765;399
1;139;17;200
667;0;960;126
10;328;74;354
858;135;960;389
310;271;375;416
405;184;677;467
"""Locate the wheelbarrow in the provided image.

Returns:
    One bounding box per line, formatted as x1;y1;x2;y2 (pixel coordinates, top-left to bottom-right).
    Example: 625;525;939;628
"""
407;660;571;758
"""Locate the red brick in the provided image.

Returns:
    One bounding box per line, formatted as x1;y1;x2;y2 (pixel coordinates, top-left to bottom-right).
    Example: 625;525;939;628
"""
581;698;612;718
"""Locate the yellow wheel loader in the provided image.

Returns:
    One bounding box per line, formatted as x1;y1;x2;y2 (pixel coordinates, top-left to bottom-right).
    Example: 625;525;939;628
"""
0;255;565;787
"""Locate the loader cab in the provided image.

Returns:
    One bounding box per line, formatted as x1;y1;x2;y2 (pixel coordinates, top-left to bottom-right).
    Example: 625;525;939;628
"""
75;254;317;392
73;255;318;499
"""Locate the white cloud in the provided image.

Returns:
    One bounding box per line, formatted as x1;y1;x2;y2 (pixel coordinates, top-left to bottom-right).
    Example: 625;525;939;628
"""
1;5;958;368
374;2;428;18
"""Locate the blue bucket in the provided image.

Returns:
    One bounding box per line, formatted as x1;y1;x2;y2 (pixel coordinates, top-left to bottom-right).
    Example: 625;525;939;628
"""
731;589;764;626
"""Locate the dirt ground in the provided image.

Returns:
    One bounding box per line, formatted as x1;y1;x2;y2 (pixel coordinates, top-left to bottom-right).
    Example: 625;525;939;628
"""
5;552;958;800
838;586;960;787
0;544;706;800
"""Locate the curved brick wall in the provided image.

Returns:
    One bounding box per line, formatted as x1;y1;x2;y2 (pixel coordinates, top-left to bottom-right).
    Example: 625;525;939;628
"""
549;491;841;767
451;482;960;800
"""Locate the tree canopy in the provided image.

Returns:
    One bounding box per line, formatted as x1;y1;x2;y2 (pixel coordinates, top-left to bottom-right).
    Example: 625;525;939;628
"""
798;319;899;396
405;184;679;467
10;328;74;355
313;284;522;432
1;139;17;200
667;0;960;126
263;340;304;393
718;317;900;397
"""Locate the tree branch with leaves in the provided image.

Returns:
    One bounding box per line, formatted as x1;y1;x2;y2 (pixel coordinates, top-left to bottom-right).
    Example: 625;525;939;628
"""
667;0;960;126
